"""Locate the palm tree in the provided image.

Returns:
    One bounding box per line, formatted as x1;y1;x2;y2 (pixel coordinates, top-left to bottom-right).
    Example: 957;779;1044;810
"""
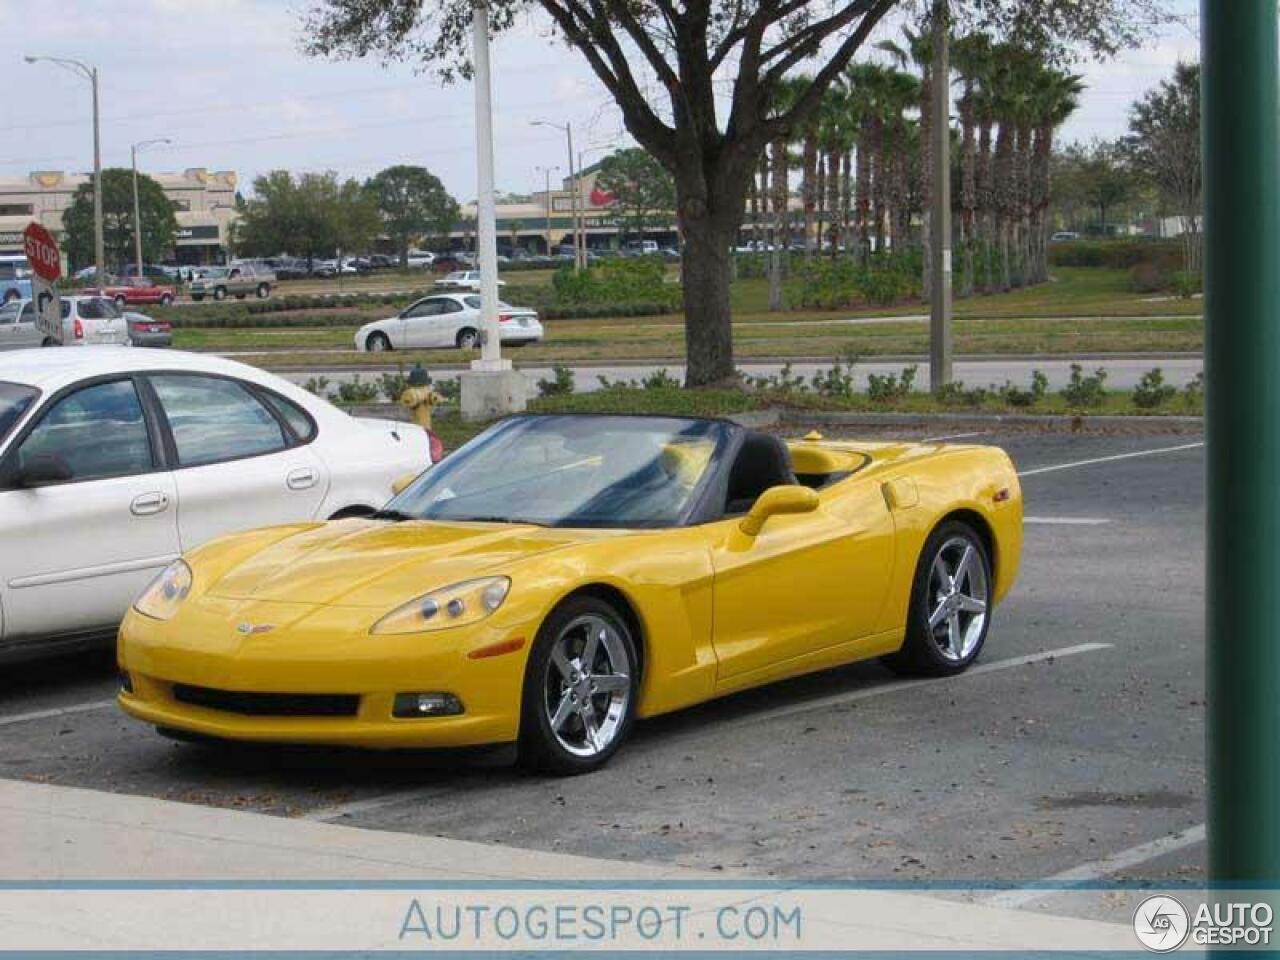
817;81;854;255
767;76;807;310
878;23;934;289
1028;69;1084;282
952;32;994;295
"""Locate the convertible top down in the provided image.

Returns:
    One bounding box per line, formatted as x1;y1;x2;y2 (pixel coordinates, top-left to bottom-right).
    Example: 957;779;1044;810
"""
118;414;1022;773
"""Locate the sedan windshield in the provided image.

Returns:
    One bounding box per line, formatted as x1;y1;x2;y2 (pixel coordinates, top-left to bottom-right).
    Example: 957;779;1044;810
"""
0;381;38;448
388;415;729;529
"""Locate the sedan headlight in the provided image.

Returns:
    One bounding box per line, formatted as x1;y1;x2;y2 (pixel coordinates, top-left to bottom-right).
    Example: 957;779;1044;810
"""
372;577;510;635
133;560;193;621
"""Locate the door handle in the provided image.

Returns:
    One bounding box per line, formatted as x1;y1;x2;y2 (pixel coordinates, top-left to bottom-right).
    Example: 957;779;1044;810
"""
130;492;169;516
286;468;317;490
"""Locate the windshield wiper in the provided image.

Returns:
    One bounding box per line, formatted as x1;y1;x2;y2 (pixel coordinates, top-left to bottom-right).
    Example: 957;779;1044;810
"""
450;515;548;527
370;508;418;523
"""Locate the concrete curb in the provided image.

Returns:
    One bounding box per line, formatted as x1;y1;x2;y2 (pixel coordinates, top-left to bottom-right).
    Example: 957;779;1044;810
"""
774;409;1204;429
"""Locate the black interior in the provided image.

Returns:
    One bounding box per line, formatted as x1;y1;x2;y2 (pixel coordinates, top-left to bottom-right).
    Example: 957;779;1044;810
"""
724;432;797;515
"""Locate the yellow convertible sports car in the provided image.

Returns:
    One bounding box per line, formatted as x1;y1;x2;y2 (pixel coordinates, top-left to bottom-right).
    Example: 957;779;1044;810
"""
118;413;1022;774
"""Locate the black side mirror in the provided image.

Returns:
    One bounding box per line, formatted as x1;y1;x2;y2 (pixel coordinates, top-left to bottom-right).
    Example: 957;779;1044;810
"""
18;454;73;487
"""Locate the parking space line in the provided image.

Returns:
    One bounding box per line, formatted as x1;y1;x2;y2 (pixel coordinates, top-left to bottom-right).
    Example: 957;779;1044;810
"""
1024;517;1112;526
982;823;1207;909
922;431;989;443
726;642;1113;728
0;699;116;728
1017;442;1204;478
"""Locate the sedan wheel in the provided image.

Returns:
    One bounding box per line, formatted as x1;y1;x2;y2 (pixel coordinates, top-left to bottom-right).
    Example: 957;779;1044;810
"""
884;520;991;676
520;597;638;774
213;287;226;301
456;328;478;350
366;332;391;353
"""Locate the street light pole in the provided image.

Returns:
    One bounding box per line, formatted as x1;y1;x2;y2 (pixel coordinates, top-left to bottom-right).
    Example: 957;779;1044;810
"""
535;165;558;255
25;55;103;282
131;138;171;279
532;119;581;271
1202;0;1280;885
471;0;504;372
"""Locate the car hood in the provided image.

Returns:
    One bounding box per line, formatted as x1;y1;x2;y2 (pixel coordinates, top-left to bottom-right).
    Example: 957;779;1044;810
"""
203;518;618;609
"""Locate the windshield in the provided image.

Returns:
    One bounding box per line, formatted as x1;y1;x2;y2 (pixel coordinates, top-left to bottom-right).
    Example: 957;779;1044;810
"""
388;415;729;529
0;381;38;448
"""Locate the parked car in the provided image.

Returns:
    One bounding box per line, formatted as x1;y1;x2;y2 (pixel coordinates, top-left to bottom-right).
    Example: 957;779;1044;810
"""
124;312;173;348
189;263;274;302
355;293;542;351
1050;231;1081;242
0;296;130;349
0;348;438;660
89;277;177;308
434;270;506;292
265;256;310;281
431;254;466;273
116;414;1022;771
406;250;435;269
118;264;174;281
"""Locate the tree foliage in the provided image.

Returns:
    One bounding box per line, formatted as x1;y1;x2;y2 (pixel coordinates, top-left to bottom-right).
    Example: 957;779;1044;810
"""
235;170;381;261
303;0;1170;385
62;168;177;270
595;147;676;241
1124;61;1200;271
1057;140;1133;233
365;164;460;264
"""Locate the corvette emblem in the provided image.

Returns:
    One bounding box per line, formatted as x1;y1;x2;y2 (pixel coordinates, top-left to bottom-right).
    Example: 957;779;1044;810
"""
237;623;275;635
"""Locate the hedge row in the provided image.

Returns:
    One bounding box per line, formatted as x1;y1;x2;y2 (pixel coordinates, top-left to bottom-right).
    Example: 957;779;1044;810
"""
1047;239;1185;271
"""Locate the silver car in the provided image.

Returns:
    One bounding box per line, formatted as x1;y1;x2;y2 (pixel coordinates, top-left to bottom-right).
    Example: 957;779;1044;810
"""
189;263;275;302
0;297;130;349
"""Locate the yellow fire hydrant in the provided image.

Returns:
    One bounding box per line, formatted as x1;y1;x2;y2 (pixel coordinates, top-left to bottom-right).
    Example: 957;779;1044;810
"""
399;364;443;431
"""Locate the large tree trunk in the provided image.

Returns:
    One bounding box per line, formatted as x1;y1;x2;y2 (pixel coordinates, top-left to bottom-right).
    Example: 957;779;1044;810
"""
826;149;841;255
856;126;873;259
977;116;995;293
680;214;737;385
768;139;787;312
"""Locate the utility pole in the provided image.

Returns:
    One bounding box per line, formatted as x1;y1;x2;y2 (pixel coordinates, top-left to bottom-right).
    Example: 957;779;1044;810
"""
1203;0;1280;884
25;56;102;282
928;0;953;392
532;120;582;271
131;138;171;279
536;164;558;255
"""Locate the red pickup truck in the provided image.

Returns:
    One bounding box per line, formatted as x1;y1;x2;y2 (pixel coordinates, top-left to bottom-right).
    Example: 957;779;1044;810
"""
88;277;176;307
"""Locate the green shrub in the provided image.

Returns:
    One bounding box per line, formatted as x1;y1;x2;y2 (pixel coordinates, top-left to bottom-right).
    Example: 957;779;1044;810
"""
1049;239;1183;271
741;362;808;394
1062;364;1108;408
334;376;380;405
551;257;676;306
1132;368;1178;409
1183;371;1204;410
537;364;576;396
301;376;330;396
866;364;918;403
1171;270;1202;300
640;368;681;389
378;368;410;403
809;358;857;399
999;370;1048;408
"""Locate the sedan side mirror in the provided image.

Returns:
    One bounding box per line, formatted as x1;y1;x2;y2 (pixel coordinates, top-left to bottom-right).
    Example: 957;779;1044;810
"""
17;454;73;488
739;484;818;536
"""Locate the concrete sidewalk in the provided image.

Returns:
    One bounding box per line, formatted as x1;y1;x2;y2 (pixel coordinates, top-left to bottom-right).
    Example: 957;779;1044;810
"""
0;777;1138;952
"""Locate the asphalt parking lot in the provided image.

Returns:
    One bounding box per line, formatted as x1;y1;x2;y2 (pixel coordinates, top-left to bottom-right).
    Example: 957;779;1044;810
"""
0;423;1205;920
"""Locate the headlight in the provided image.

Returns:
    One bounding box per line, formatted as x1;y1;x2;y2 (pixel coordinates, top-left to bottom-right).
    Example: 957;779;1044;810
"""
133;560;193;621
371;577;510;635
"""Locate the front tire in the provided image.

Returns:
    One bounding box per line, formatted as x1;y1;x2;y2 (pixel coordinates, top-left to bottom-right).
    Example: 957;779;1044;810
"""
256;283;270;299
213;286;226;301
883;520;992;677
366;331;391;352
160;293;174;306
455;327;478;350
519;595;639;775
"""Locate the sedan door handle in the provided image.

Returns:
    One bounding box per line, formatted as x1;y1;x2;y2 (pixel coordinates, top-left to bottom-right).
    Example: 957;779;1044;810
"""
130;492;170;516
286;468;317;490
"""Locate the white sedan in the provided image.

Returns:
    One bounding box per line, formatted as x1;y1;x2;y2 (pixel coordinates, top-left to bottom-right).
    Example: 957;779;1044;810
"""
354;293;543;351
0;348;436;660
434;270;505;292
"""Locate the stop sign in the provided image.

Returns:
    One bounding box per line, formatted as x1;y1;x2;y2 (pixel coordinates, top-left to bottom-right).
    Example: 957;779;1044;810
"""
23;222;62;283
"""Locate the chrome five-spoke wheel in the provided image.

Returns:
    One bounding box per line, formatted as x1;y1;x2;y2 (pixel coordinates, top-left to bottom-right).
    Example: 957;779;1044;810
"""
885;520;993;676
521;596;638;773
927;536;989;662
543;614;632;758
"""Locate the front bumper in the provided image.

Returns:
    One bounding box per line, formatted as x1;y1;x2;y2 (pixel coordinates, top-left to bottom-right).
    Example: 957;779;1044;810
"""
117;599;534;749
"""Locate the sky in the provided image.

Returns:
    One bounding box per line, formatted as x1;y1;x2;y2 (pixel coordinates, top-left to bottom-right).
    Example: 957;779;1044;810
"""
0;0;1200;202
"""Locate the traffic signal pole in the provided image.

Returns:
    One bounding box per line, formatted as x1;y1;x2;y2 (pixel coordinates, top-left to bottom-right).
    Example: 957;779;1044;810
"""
1203;0;1280;884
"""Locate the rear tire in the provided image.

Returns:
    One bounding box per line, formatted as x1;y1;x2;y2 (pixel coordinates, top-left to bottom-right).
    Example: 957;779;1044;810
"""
191;294;204;302
883;519;992;677
256;283;270;299
518;595;639;775
213;286;226;301
160;293;174;306
113;294;127;308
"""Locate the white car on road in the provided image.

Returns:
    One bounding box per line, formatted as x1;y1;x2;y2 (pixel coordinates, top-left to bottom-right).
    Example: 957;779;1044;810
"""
434;270;505;292
0;296;131;350
354;293;543;351
0;348;436;660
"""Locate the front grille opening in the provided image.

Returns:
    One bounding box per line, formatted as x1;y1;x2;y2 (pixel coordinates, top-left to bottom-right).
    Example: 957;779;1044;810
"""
172;684;359;717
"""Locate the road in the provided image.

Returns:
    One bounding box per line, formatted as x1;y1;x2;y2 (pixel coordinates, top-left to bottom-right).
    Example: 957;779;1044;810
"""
0;424;1205;922
264;355;1205;394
